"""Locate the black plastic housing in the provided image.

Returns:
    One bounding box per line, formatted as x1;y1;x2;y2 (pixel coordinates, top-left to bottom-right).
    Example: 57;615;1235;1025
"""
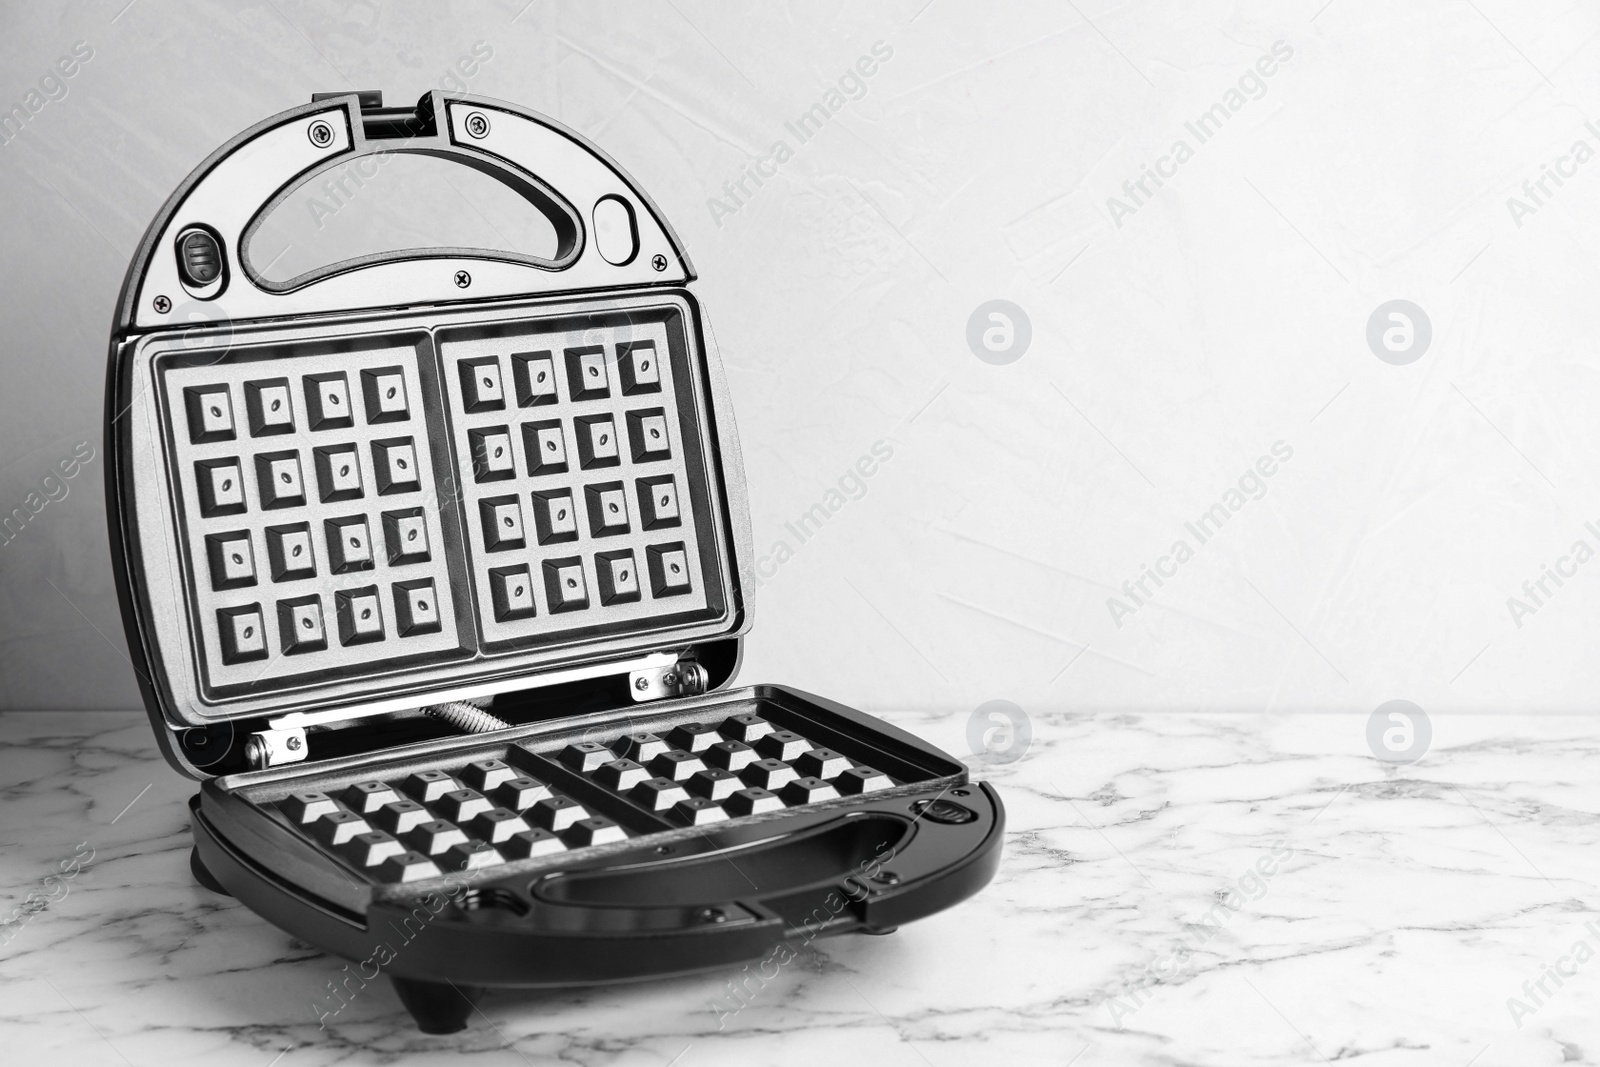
190;684;1004;1021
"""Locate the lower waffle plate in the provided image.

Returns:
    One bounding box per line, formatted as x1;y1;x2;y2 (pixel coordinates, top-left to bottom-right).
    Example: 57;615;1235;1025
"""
204;686;962;912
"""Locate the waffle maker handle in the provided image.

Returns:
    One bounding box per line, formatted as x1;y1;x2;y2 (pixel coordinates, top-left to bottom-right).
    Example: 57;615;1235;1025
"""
113;90;694;333
191;780;1004;995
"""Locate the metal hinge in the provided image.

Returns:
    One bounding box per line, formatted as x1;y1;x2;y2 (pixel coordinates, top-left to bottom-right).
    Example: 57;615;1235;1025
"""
242;650;699;769
242;727;307;770
628;658;709;702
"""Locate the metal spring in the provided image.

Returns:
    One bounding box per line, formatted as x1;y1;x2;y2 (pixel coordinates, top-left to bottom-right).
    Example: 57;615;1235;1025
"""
423;700;510;734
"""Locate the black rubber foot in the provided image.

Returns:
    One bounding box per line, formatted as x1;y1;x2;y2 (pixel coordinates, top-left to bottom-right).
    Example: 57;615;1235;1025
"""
860;926;898;936
392;977;476;1034
190;847;231;896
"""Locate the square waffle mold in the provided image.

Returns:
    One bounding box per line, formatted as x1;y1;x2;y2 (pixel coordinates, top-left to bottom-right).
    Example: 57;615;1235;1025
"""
163;339;464;689
436;313;715;646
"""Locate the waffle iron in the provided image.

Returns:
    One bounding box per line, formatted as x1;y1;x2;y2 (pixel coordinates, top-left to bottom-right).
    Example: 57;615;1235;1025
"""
103;90;1003;1033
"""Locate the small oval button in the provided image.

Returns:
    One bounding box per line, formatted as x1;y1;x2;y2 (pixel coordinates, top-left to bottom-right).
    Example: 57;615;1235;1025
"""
592;195;638;266
912;798;977;825
178;228;222;286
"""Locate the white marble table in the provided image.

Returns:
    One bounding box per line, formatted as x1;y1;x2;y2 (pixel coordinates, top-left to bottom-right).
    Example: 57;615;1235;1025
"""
2;709;1595;1065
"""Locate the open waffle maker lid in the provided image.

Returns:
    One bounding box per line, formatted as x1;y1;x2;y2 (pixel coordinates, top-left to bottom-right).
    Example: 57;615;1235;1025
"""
105;91;753;762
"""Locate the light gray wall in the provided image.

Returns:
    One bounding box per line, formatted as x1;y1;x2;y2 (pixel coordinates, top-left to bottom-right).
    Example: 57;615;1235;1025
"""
2;2;1592;716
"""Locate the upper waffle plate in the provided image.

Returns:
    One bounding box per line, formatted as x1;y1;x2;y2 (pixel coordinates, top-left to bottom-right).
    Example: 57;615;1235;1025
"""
114;291;745;725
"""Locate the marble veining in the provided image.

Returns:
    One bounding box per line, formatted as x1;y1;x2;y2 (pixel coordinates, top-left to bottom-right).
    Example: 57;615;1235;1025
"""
2;709;1597;1065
